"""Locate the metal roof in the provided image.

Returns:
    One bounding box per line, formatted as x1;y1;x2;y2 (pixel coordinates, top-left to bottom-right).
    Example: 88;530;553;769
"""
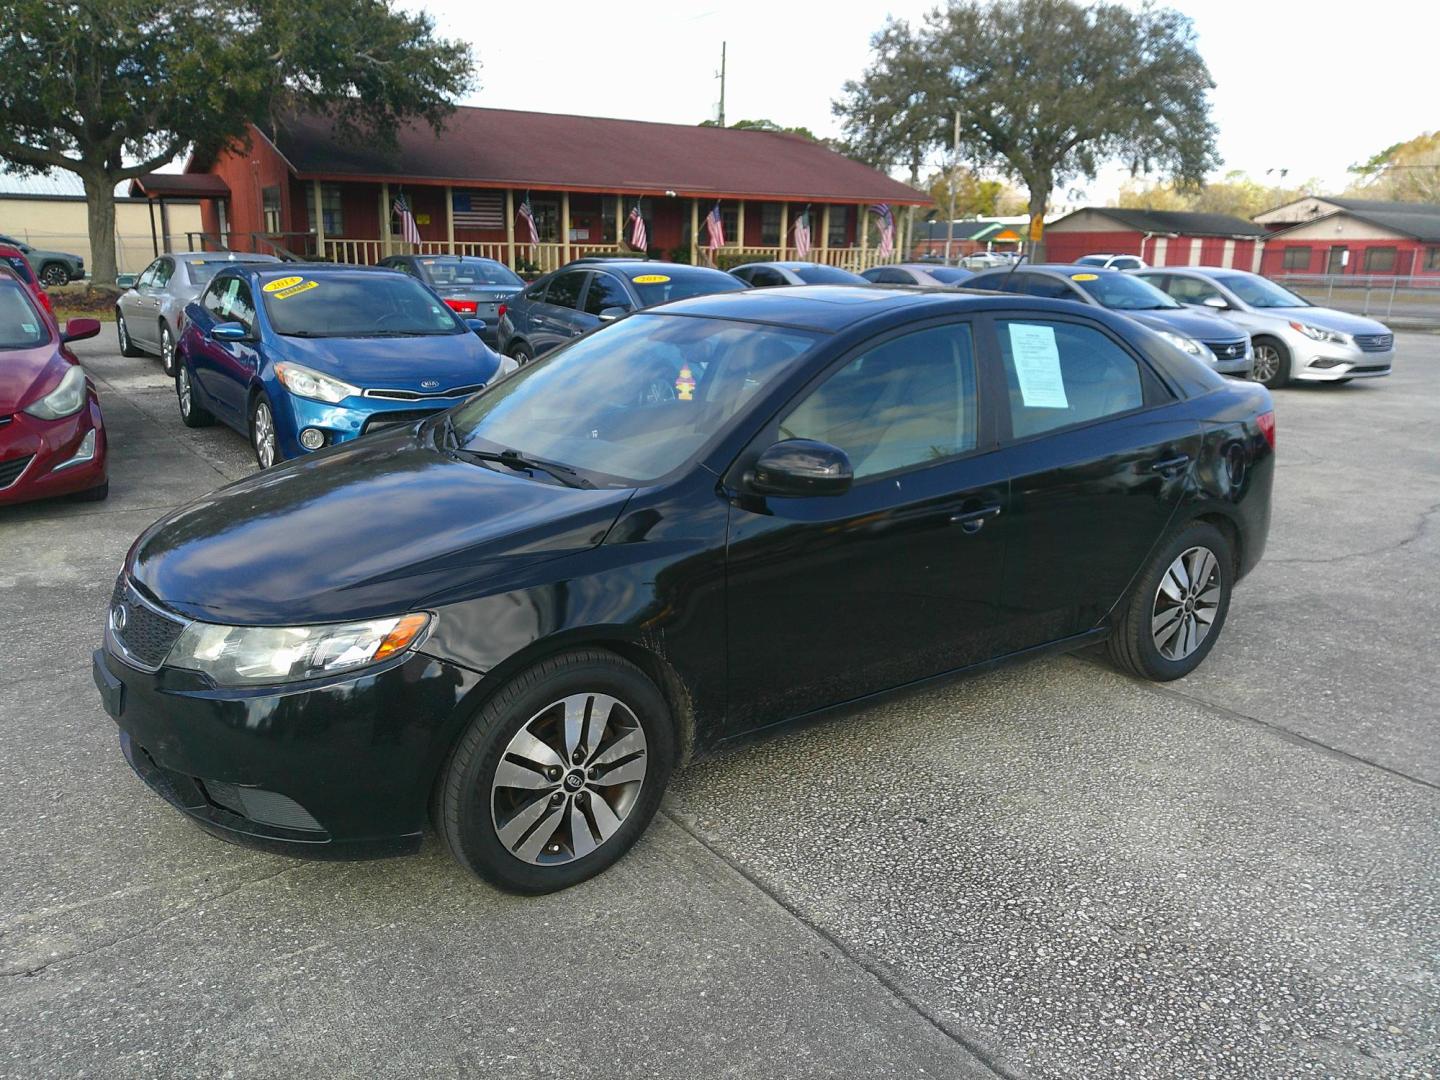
1051;207;1268;238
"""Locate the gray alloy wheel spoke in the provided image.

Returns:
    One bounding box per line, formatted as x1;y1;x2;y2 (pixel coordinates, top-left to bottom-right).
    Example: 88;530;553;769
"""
497;794;560;851
1152;605;1184;645
510;802;566;862
593;754;646;787
494;757;554;790
591;727;645;767
1151;545;1222;661
586;792;624;842
569;800;598;859
506;727;565;771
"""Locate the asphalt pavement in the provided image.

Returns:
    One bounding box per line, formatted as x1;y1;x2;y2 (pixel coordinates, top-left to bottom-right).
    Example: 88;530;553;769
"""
1;332;1436;1079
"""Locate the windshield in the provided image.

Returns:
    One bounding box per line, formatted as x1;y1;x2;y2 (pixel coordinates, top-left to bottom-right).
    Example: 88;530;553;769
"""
627;267;746;308
262;274;467;338
189;259;274;285
416;257;523;289
1215;274;1310;308
447;313;820;484
927;267;973;284
1074;255;1109;266
0;281;48;349
1070;271;1179;310
794;265;864;284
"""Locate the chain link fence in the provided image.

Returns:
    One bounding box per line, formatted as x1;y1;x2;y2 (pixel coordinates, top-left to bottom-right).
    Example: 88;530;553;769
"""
1272;273;1440;321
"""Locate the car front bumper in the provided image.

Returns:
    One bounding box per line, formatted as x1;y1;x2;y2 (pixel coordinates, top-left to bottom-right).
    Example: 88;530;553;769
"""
274;393;472;457
94;645;481;858
0;392;107;506
1289;338;1394;381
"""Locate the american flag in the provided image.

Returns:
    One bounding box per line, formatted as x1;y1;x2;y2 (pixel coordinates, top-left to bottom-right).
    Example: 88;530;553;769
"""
705;202;725;253
452;190;503;229
869;203;895;258
627;205;647;252
517;196;539;246
792;209;811;260
393;194;422;245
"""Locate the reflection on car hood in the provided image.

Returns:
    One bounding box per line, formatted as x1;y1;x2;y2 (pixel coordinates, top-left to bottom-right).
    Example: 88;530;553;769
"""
1129;308;1246;343
0;346;69;413
128;428;635;624
1268;306;1391;335
276;332;502;392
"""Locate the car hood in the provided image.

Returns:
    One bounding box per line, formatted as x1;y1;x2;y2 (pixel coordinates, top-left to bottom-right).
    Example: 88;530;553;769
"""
128;427;635;624
275;332;502;392
1128;308;1245;342
0;344;68;413
1266;306;1392;335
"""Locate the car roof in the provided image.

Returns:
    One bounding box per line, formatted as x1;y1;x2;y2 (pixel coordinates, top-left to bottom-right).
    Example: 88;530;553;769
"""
175;252;281;264
231;263;399;281
742;261;836;270
572;260;732;279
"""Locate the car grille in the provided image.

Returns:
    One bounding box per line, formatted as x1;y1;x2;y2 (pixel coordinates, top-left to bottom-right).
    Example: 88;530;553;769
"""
363;383;486;401
0;453;33;489
1354;333;1394;353
109;575;188;670
1206;340;1248;361
361;408;444;435
1349;364;1392;374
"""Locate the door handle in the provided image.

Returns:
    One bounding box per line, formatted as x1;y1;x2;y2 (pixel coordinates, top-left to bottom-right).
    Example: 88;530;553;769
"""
1150;454;1191;477
949;502;1002;534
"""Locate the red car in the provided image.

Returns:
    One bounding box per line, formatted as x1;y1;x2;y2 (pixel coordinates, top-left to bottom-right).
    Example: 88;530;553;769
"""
0;241;56;324
0;267;107;505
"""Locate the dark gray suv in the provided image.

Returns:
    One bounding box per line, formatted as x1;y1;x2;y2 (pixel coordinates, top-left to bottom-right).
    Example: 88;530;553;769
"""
0;233;84;286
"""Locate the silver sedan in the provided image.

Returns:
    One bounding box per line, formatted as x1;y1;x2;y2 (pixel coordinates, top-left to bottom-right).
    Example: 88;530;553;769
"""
861;263;975;287
116;253;280;375
1136;266;1395;388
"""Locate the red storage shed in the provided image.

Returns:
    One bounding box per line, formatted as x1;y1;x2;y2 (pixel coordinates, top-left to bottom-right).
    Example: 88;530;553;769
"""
1044;208;1269;269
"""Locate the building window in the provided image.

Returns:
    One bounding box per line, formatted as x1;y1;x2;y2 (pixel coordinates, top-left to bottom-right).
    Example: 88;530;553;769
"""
262;186;282;234
530;199;560;242
308;184;344;236
1364;246;1397;272
1426;246;1440;271
1281;246;1311;270
720;204;739;246
761;204;782;246
827;206;851;247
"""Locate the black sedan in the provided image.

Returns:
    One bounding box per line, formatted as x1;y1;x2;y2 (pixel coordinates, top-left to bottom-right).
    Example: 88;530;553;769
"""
95;286;1274;894
379;254;524;347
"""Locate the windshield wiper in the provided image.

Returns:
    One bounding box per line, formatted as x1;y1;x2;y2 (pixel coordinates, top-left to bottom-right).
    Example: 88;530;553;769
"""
448;444;593;489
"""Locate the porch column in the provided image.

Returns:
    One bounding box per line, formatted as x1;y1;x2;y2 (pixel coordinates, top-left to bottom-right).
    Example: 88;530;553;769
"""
561;191;571;263
312;180;325;260
905;205;916;260
860;202;869;260
690;199;699;265
616;195;625;250
779;202;788;259
736;200;746;251
445;185;456;254
505;189;516;269
821;204;832;262
379;181;391;258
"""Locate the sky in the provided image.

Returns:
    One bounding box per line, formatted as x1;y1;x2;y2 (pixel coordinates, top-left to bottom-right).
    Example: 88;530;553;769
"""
413;0;1434;208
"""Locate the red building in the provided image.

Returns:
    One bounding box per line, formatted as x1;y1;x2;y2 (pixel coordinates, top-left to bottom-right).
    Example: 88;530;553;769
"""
1043;207;1270;270
1252;196;1440;277
164;107;929;274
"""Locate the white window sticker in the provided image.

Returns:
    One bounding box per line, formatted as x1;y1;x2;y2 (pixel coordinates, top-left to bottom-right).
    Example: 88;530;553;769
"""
1008;323;1069;409
22;322;37;334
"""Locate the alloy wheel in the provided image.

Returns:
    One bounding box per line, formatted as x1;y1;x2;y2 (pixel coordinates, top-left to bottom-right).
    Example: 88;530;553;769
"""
252;401;276;468
40;264;67;287
118;316;129;352
490;692;648;866
1151;545;1222;662
1252;344;1280;384
177;367;192;415
160;327;174;374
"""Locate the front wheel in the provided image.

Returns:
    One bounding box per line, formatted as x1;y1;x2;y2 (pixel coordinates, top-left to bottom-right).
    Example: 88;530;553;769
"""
1251;337;1290;389
436;650;674;894
508;342;534;366
158;323;177;377
1107;521;1233;682
249;393;281;469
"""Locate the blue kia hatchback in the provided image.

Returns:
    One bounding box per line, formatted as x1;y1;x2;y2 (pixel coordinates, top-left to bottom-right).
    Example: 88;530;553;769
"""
175;264;509;467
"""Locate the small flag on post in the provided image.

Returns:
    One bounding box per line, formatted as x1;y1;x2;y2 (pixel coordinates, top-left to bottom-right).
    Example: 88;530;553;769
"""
869;203;895;258
705;202;725;258
793;208;811;260
627;204;647;252
517;195;540;247
393;194;422;246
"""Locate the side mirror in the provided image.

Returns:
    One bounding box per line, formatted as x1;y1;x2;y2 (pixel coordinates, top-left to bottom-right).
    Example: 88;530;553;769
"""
116;273;138;289
745;439;853;498
598;306;629;322
464;318;487;334
211;321;249;342
62;317;101;343
1202;296;1228;310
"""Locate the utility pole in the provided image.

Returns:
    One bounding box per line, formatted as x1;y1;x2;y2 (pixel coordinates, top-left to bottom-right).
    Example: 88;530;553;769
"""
944;110;959;264
717;42;727;127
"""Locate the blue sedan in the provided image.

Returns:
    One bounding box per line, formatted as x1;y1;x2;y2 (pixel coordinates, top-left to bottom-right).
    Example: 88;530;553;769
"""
175;264;511;467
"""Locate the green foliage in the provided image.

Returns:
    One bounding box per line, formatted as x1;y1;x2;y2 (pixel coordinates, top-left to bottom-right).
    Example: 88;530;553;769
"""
923;170;1009;219
834;0;1220;241
666;245;693;265
1347;131;1440;203
0;0;474;282
714;251;769;271
698;118;820;141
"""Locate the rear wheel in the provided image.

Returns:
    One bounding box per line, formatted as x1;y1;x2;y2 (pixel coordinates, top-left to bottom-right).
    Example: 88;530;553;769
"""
116;312;144;357
1107;520;1233;682
437;649;674;894
1252;337;1290;389
176;362;214;428
508;341;534;366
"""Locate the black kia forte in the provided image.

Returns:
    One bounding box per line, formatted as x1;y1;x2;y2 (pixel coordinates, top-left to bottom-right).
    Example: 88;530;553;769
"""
95;285;1275;893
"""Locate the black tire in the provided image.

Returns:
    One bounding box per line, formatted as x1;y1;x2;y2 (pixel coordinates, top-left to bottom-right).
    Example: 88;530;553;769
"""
508;341;534;366
175;361;214;428
249;391;281;469
116;311;144;357
70;480;109;502
39;262;69;287
1107;520;1234;682
437;649;675;894
158;322;177;377
1252;336;1290;389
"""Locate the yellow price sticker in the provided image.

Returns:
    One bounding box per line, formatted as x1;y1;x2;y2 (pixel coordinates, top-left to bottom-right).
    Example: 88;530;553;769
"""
263;275;305;293
1070;273;1099;281
272;280;319;300
633;274;671;284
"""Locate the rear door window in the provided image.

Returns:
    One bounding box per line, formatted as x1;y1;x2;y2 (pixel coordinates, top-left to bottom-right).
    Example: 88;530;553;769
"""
997;319;1147;440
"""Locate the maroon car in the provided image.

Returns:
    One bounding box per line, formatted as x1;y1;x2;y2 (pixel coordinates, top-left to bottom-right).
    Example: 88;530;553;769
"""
0;267;107;505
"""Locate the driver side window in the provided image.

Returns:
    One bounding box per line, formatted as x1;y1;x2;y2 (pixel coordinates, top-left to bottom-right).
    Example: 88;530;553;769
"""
779;323;978;480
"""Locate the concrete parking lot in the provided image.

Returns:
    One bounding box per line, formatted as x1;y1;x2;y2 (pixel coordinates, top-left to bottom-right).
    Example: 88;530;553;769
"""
2;333;1436;1079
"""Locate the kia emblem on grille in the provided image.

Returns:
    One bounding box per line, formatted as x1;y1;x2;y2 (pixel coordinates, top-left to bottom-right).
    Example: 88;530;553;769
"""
420;379;439;389
111;604;128;632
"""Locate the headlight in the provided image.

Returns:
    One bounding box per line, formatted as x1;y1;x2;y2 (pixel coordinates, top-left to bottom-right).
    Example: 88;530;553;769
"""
274;362;360;404
166;612;430;686
23;364;87;420
1156;330;1208;358
1289;321;1349;345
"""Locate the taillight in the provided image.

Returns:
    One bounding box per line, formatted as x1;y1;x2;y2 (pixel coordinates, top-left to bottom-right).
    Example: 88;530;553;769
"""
444;298;478;315
1256;410;1276;450
37;290;54;316
497;303;507;320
